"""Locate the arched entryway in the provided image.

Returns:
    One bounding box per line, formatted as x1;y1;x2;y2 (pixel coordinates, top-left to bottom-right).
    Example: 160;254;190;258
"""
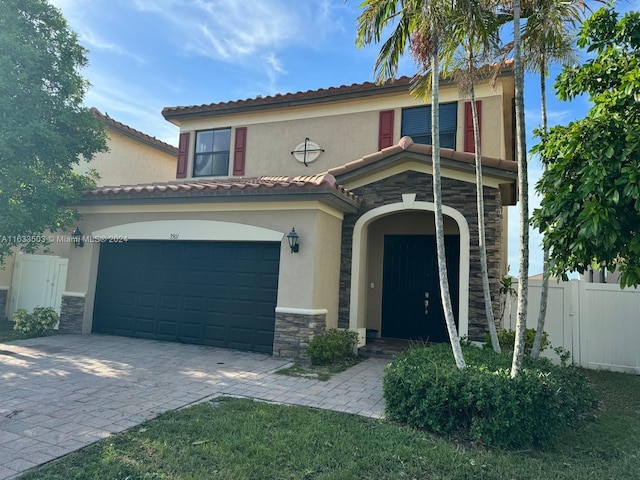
349;194;470;343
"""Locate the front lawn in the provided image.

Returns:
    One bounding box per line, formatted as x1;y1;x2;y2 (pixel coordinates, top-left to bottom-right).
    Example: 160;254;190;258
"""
19;369;640;480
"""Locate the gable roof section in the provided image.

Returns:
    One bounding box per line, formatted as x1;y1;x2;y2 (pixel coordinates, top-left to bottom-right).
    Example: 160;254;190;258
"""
91;108;178;157
162;62;514;123
328;136;518;205
81;174;360;212
329;136;517;179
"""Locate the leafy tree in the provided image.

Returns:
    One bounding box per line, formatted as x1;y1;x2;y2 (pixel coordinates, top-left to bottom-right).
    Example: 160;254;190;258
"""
0;0;106;264
357;0;467;369
532;5;640;288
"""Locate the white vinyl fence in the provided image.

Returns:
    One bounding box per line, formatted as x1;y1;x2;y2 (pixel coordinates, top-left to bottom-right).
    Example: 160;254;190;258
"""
502;279;640;374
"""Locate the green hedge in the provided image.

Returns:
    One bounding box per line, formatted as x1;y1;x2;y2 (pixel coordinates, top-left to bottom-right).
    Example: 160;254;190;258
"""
13;307;59;335
384;344;597;449
307;328;358;365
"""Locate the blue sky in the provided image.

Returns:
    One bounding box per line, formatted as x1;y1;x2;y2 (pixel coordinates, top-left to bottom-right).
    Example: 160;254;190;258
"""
50;0;638;278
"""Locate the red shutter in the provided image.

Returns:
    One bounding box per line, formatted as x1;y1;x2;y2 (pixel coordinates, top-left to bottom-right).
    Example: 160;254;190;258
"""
464;100;482;153
378;110;395;150
176;132;190;178
233;127;247;176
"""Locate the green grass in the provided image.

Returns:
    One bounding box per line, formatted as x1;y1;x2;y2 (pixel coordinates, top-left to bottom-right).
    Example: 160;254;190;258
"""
19;369;640;480
276;357;363;381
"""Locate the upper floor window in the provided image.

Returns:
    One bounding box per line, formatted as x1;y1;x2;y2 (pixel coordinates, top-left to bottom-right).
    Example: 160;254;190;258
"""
401;102;457;150
193;128;231;177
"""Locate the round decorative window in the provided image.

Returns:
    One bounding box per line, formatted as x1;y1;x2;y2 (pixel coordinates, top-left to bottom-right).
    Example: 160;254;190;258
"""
292;140;323;164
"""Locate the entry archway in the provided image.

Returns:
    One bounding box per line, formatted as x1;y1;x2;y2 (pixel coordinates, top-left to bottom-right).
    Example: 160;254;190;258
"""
349;194;470;341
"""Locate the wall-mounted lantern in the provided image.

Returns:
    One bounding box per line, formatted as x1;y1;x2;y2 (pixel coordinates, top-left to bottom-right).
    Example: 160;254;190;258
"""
72;227;84;248
286;227;299;253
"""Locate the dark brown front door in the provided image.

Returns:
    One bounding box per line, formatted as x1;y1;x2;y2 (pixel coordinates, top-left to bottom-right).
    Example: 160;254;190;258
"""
381;235;459;342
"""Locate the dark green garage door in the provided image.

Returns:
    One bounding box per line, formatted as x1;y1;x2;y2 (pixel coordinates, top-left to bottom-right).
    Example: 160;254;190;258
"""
93;240;280;354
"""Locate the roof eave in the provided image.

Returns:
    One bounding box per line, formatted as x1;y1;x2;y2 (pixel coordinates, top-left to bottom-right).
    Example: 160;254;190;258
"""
79;188;360;214
161;65;515;123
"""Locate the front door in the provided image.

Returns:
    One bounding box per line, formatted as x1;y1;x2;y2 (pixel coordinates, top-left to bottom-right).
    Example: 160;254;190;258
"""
381;235;459;342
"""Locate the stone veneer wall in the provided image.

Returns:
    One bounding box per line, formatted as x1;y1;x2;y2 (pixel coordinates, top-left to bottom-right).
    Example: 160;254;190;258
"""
0;289;8;321
273;311;327;361
58;294;86;334
337;171;503;341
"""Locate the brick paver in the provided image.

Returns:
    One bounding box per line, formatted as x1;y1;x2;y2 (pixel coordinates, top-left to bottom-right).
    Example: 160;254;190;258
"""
0;335;388;479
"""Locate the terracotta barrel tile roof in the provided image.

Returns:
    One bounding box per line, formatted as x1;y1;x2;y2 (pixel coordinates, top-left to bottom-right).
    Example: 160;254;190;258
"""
91;108;178;156
162;77;414;120
162;60;514;122
327;136;518;178
83;173;359;204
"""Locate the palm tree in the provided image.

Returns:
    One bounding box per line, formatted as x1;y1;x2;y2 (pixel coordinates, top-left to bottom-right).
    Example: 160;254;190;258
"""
452;0;503;354
357;0;466;369
506;0;529;378
521;0;590;358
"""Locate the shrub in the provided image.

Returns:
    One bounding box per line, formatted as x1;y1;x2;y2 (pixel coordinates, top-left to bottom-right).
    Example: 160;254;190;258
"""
485;328;550;355
13;307;59;335
384;344;597;449
307;328;358;365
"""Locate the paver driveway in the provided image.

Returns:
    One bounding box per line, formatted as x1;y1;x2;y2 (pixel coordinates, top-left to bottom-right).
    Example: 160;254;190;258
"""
0;334;387;479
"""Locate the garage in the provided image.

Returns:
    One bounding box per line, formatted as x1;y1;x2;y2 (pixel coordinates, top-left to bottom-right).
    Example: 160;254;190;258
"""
92;240;280;354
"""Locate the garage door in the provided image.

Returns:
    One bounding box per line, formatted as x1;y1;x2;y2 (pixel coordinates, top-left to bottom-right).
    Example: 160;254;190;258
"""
92;240;280;354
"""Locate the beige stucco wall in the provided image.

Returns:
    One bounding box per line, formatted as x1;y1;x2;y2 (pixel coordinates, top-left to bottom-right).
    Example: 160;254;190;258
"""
176;78;513;180
68;201;344;333
75;128;176;187
365;211;460;333
311;211;344;329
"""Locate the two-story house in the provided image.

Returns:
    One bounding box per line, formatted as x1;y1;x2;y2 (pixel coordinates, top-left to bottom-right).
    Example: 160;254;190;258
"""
54;69;518;359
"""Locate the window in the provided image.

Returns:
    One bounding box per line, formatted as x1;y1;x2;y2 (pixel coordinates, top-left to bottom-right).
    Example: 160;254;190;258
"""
193;128;231;177
401;102;457;149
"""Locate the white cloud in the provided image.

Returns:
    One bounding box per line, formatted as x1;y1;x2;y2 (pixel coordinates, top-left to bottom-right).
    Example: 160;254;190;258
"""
78;29;146;64
133;0;296;61
128;0;350;93
51;0;145;63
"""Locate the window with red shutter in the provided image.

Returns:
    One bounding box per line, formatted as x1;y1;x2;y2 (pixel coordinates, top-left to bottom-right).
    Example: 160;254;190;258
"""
176;132;190;178
233;127;247;176
378;110;395;150
464;100;482;153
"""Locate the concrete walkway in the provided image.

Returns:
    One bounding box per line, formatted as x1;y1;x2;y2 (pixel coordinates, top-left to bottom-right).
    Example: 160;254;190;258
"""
0;335;388;479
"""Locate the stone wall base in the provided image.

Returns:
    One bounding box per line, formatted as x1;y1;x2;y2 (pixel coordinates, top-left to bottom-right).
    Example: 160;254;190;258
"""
59;294;86;334
0;289;8;321
273;310;327;361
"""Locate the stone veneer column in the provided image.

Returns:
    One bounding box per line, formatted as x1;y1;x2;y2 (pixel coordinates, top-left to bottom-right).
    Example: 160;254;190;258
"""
0;287;8;321
336;172;504;341
273;308;327;361
58;292;86;334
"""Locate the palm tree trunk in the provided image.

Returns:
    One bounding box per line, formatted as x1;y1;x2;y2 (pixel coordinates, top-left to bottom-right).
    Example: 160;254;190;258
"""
430;22;466;370
511;0;529;378
468;41;501;354
532;61;549;359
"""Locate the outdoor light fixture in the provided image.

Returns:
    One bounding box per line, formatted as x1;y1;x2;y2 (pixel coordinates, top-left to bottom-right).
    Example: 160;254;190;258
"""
72;227;84;248
286;227;299;253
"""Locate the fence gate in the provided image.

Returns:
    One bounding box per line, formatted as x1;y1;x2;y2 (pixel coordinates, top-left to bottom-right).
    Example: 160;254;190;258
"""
503;279;640;374
8;253;68;320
